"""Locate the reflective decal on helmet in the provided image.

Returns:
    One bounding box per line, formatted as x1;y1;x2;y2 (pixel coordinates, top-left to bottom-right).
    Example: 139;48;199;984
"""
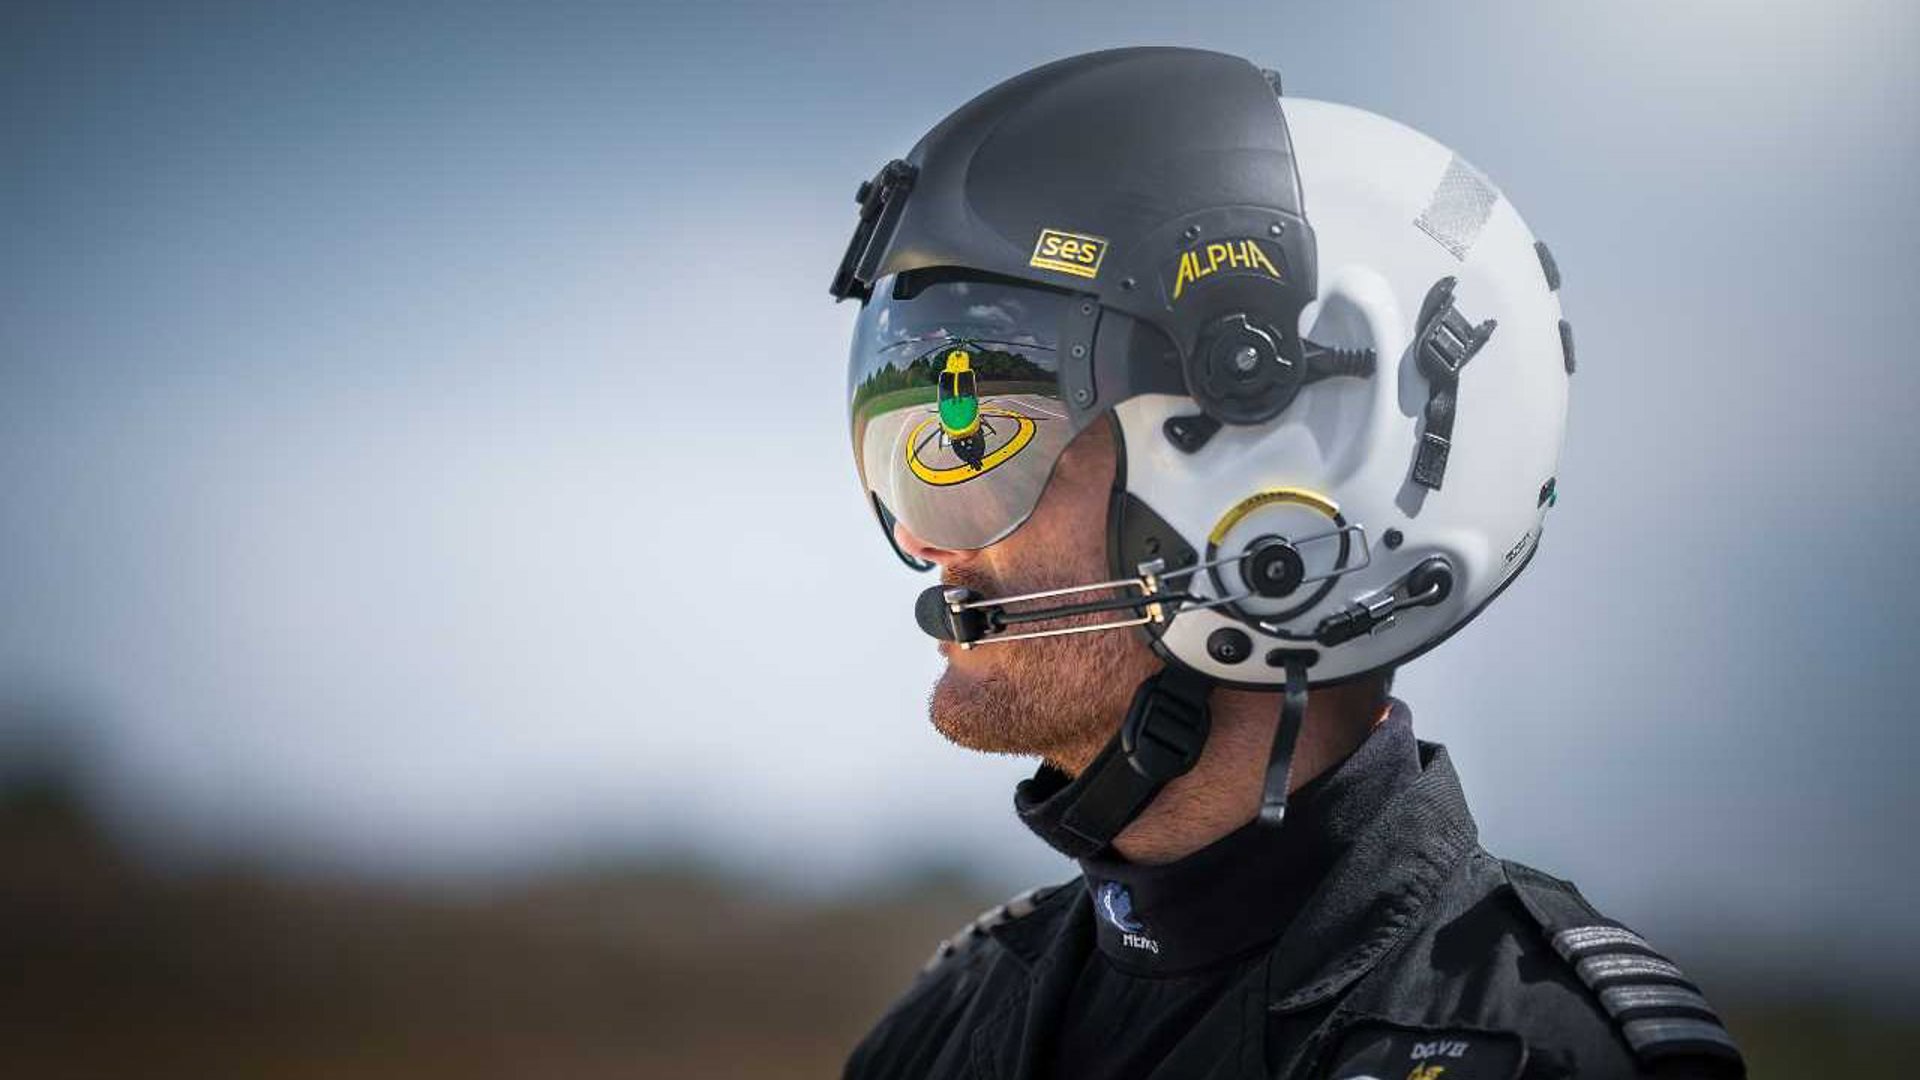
1029;228;1108;280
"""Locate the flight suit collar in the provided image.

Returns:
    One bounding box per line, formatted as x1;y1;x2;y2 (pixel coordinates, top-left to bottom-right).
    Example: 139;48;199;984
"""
975;734;1482;1079
1262;738;1480;1013
989;730;1481;1005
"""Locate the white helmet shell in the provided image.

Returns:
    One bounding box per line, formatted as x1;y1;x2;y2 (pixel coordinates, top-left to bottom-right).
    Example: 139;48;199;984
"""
1122;98;1571;686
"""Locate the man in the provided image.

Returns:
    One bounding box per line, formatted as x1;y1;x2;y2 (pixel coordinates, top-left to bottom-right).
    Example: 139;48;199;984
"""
830;48;1745;1079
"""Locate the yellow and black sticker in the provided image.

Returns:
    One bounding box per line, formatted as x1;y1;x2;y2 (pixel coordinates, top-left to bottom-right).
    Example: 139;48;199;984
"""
1029;228;1108;280
1168;238;1286;301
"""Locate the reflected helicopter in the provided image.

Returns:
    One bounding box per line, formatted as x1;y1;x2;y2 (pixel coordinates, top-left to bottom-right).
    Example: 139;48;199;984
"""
876;334;1054;473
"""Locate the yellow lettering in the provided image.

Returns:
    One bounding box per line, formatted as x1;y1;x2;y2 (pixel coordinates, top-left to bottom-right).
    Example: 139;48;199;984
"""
1247;240;1281;279
1169;238;1287;301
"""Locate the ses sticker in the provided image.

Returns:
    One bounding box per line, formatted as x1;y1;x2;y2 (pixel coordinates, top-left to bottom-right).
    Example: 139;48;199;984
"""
1029;228;1108;280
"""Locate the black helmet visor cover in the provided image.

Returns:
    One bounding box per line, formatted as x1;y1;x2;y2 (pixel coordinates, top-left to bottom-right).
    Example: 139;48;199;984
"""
848;272;1077;554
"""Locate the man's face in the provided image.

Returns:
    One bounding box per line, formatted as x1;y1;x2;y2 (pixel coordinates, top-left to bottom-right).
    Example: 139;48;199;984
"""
892;419;1165;764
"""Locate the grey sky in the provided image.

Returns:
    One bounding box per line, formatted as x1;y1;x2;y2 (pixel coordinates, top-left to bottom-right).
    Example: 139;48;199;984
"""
3;0;1916;993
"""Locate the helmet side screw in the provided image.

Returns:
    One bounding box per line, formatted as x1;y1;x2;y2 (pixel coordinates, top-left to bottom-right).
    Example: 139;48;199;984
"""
1207;627;1252;665
1269;222;1285;236
1121;277;1136;290
1383;528;1404;550
1079;301;1095;316
1182;225;1200;242
1070;343;1087;358
1073;388;1091;403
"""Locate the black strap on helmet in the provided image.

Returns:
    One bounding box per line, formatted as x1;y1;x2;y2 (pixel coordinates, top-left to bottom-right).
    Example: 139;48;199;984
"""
1014;665;1213;859
1258;658;1311;825
1410;276;1497;491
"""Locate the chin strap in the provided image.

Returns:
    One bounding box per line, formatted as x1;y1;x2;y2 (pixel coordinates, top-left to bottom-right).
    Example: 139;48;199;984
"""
1014;665;1213;859
1258;658;1310;825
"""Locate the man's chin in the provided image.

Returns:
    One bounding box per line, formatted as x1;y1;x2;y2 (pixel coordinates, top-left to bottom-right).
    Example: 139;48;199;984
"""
928;659;1028;755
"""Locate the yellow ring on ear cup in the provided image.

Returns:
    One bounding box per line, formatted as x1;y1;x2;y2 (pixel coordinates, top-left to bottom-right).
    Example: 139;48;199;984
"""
1207;487;1340;546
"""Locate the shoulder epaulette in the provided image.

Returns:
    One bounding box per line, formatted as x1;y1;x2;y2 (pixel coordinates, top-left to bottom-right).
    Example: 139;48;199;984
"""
1502;861;1744;1076
922;883;1060;974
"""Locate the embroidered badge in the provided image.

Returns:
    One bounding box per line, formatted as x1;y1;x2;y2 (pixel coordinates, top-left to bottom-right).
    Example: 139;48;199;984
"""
1093;881;1160;955
1324;1021;1525;1080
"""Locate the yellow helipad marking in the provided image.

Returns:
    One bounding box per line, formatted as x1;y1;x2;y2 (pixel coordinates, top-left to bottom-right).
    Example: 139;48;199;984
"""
904;408;1038;486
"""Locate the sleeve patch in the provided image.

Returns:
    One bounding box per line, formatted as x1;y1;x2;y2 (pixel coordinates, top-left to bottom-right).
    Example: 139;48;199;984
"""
1322;1021;1524;1080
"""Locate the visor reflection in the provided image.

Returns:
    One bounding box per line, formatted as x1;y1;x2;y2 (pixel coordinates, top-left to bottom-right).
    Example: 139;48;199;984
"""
848;276;1074;551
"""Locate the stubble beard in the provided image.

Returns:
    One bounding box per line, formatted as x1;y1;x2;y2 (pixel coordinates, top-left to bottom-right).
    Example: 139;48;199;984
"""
928;576;1164;768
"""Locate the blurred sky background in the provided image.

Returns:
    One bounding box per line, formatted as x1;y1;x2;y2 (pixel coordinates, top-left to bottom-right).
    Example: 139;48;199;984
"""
3;0;1917;1005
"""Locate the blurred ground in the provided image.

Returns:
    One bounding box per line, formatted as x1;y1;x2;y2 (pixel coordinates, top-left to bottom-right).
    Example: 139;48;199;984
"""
1;765;1913;1079
0;766;991;1078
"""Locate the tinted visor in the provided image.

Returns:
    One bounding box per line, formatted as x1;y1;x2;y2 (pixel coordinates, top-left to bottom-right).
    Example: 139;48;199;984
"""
849;274;1077;553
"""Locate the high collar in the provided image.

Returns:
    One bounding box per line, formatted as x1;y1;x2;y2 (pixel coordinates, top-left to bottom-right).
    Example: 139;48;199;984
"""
972;714;1486;1080
985;715;1482;1014
1070;701;1420;975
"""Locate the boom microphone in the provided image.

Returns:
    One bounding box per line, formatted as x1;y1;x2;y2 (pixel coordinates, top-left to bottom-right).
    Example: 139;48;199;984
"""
912;564;1187;648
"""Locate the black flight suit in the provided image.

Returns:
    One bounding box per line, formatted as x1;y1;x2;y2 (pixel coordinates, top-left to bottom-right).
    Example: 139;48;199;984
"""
843;702;1745;1079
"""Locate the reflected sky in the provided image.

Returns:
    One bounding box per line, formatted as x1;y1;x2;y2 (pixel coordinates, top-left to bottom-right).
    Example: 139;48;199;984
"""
3;0;1917;995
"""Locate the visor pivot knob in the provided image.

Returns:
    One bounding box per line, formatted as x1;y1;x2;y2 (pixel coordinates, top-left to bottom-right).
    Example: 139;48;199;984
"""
1188;313;1302;425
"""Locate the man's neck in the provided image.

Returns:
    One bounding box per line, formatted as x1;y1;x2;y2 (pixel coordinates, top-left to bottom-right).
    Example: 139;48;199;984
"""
1046;679;1387;866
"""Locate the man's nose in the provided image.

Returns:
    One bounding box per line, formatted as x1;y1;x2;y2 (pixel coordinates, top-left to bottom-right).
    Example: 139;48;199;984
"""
893;519;966;568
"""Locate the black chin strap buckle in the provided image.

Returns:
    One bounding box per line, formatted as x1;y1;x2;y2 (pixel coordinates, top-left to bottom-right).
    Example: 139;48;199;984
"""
1120;666;1212;782
1410;276;1496;491
1015;665;1214;859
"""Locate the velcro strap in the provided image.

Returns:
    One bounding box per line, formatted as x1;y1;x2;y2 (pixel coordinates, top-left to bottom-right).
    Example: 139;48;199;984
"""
1015;668;1213;859
1056;745;1168;853
1411;429;1451;489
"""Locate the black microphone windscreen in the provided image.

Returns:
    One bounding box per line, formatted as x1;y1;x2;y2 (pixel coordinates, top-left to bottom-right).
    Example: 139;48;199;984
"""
915;585;960;641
